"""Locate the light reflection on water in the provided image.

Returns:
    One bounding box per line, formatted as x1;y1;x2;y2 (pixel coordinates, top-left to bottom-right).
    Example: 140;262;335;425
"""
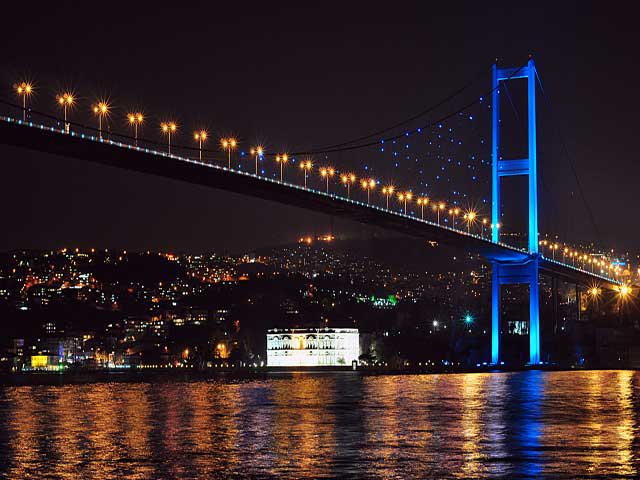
0;370;638;479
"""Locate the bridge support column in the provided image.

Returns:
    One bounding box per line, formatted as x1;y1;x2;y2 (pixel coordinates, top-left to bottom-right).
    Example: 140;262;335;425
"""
491;257;540;365
491;58;540;365
491;263;500;364
552;277;559;334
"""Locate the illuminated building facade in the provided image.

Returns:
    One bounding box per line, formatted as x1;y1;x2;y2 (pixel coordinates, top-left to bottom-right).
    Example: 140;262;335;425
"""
266;328;359;367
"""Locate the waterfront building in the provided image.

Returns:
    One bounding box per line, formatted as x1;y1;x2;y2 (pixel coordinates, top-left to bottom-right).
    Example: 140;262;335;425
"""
266;328;359;367
29;354;60;370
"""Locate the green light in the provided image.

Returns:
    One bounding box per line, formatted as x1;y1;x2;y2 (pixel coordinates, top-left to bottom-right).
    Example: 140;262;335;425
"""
463;313;474;325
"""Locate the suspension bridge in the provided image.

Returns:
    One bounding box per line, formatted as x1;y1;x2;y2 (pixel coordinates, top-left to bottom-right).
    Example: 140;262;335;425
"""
0;58;631;365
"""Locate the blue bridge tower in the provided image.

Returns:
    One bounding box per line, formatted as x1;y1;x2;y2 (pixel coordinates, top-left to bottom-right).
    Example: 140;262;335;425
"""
491;58;540;365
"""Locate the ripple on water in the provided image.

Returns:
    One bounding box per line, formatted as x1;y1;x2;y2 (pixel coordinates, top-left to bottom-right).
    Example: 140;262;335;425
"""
0;370;638;479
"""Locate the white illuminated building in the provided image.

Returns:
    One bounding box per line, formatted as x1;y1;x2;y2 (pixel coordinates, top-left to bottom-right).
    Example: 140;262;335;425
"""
267;328;359;367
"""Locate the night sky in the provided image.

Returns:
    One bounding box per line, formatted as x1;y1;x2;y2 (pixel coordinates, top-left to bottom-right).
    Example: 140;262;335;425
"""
1;2;637;254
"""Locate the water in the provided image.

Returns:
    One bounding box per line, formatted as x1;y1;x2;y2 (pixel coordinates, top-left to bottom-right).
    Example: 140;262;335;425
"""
0;370;638;479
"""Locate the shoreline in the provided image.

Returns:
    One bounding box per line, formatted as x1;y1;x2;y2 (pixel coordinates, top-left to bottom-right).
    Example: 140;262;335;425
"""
1;365;636;386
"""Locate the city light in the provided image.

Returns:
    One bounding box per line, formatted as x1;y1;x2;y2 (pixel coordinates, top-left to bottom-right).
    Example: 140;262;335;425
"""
221;137;237;168
14;81;34;121
161;122;177;154
92;101;110;139
194;130;207;162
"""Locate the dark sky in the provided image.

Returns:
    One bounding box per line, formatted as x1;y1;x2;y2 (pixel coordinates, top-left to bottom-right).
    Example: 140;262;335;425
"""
0;2;637;254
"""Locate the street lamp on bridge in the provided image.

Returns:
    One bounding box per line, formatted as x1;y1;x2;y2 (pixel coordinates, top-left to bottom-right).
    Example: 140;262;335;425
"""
14;81;33;122
92;101;109;140
382;186;395;210
433;202;445;225
320;167;335;194
127;112;143;146
275;153;288;182
194;130;207;162
161;122;177;154
341;173;356;199
464;210;476;233
449;208;460;229
397;191;412;215
250;146;264;175
56;92;74;134
299;159;312;188
416;197;428;220
221;137;237;168
361;178;376;204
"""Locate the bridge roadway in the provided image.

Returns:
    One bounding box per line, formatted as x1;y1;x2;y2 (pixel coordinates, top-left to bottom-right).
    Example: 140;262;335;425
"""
0;116;621;290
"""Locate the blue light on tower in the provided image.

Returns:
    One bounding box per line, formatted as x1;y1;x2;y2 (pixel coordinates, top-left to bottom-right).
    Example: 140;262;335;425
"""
490;59;540;366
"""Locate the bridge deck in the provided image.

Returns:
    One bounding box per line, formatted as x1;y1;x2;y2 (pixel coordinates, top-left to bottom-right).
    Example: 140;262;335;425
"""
0;116;621;289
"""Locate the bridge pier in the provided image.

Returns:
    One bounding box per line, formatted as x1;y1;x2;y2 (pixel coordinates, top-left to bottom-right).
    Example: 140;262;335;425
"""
491;258;541;365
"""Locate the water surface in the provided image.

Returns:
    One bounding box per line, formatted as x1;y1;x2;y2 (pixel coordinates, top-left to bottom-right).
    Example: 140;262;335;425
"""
0;370;638;479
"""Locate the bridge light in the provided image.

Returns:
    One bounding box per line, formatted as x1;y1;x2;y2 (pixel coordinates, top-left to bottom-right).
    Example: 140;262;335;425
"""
416;197;428;220
221;137;237;168
397;191;412;215
433;202;445;225
127;112;144;146
382;186;395;209
14;81;34;121
361;178;375;204
479;217;488;237
250;146;264;175
449;208;460;229
92;101;110;140
464;210;477;233
161;122;177;154
56;92;74;133
300;159;312;188
341;173;356;199
319;166;334;194
194;130;207;162
275;153;288;182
